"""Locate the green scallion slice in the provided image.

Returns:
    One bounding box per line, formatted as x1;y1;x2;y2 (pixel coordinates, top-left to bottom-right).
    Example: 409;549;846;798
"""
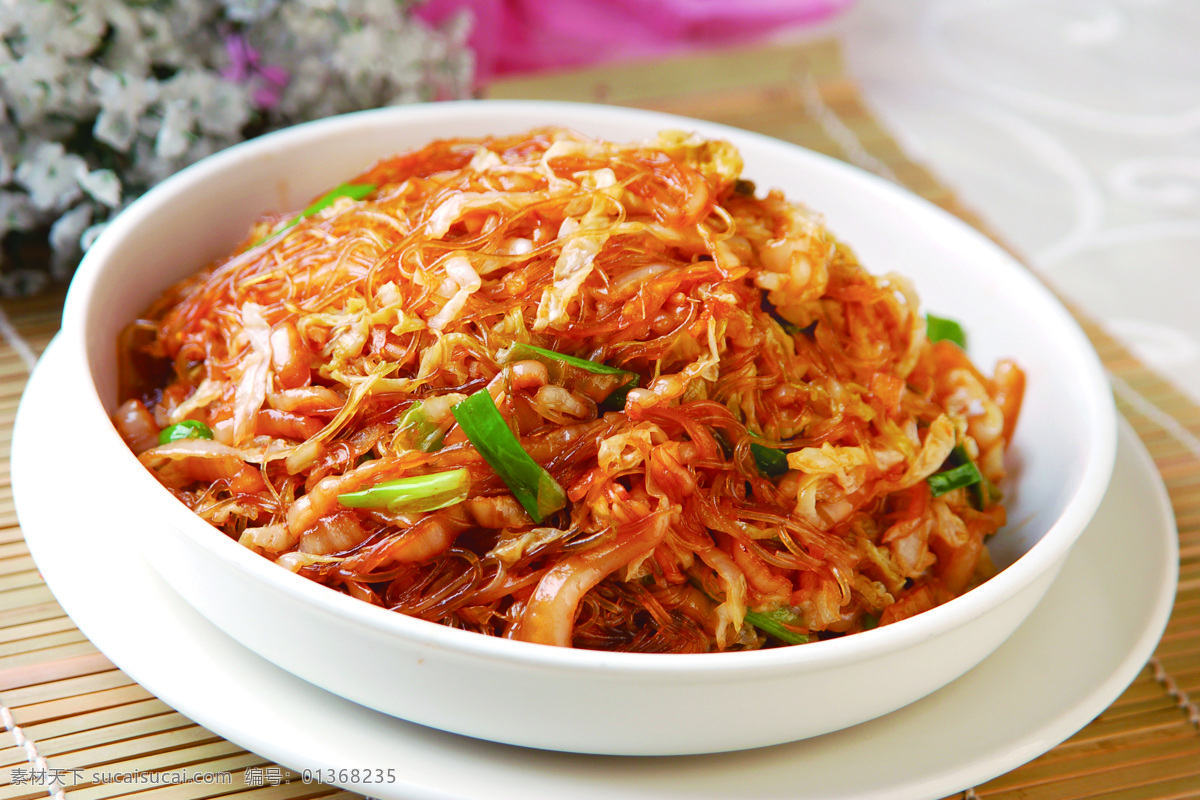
927;444;985;499
451;390;566;523
745;607;810;645
507;343;633;380
760;295;805;336
749;441;789;478
506;342;638;408
927;461;983;497
970;473;1000;510
158;419;214;445
337;468;469;513
253;182;376;247
395;401;445;453
926;314;967;348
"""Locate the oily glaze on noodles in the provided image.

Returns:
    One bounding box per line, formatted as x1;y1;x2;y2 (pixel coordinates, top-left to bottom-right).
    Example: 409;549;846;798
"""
114;128;1024;652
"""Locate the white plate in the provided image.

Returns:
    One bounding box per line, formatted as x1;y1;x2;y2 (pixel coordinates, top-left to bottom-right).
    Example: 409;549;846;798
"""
57;102;1118;754
14;336;1177;800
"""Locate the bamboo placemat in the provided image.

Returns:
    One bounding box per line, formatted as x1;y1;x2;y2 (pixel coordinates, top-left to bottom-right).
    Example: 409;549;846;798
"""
1;38;1197;800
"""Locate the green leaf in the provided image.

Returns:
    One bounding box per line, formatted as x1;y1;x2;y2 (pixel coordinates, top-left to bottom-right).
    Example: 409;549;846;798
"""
926;314;967;348
158;419;214;445
337;468;469;513
744;607;809;645
253;182;376;247
451;390;566;523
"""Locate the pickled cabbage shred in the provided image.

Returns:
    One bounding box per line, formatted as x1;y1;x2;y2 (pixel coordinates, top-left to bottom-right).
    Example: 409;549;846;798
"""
115;128;1024;652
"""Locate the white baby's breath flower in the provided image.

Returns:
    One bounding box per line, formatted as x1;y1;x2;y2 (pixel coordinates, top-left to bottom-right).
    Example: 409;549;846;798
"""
0;138;11;184
329;39;379;106
270;60;327;119
0;9;21;40
8;1;65;55
357;0;413;25
1;51;88;124
220;0;281;24
90;68;159;151
14;141;88;211
49;203;93;278
149;70;251;162
294;0;337;12
98;2;179;74
79;167;121;207
440;6;473;46
161;70;251;138
82;221;108;251
261;4;325;46
131;6;187;67
50;204;92;247
154;97;194;160
44;4;107;60
0;0;474;297
332;27;404;97
0;190;37;238
159;0;218;38
0;268;48;297
125;137;176;186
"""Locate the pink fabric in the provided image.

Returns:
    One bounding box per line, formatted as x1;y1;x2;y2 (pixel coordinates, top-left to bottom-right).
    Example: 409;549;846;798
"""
418;0;853;82
221;34;289;109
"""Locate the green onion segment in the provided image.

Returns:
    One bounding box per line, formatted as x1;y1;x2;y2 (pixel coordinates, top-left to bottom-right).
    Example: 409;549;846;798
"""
158;419;214;445
750;442;789;477
745;607;810;645
926;314;967;349
760;295;806;336
927;445;984;498
395;401;445;453
506;342;637;407
927;462;983;497
507;342;633;381
253;182;376;247
749;438;789;478
970;473;999;510
451;390;566;523
715;432;790;479
337;468;470;513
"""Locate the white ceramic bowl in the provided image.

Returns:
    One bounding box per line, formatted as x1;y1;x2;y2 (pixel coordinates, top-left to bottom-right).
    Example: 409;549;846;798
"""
55;100;1117;756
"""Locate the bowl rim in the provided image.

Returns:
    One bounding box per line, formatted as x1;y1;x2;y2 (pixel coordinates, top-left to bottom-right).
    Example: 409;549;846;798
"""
61;98;1119;677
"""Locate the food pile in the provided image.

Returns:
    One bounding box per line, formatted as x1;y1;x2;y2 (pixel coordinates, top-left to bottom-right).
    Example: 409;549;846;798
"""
115;128;1023;651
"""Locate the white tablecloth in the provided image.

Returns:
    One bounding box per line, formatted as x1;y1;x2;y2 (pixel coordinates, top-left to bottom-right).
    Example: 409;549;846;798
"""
824;0;1200;403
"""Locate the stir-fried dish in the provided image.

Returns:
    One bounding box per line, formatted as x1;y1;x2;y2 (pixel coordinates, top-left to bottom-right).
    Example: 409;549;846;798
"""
114;128;1024;652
